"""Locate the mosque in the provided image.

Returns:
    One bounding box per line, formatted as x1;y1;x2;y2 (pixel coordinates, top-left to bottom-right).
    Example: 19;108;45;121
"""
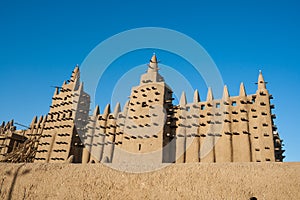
0;55;284;164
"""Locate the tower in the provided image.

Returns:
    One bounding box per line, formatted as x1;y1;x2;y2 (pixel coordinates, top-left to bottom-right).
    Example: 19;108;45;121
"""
116;54;174;164
34;66;90;163
247;71;276;162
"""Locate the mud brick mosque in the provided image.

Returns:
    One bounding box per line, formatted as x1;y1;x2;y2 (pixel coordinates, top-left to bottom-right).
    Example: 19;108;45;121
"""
0;55;284;164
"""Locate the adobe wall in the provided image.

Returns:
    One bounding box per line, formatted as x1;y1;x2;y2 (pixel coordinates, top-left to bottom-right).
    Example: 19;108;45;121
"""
0;162;299;200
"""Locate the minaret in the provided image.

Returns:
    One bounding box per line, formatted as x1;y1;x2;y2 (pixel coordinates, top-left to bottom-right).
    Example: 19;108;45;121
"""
249;71;275;162
35;65;90;163
119;54;173;164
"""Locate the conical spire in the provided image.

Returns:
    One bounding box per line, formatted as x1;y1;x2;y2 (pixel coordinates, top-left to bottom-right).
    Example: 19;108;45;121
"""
103;104;110;116
30;116;37;128
140;54;164;84
206;87;214;101
257;70;266;90
9;119;14;126
4;121;9;129
113;102;121;117
123;100;129;112
37;116;43;124
239;82;247;96
193;89;200;103
1;121;5;128
42;115;47;124
147;54;159;73
93;105;100;116
222;85;230;100
179;91;187;106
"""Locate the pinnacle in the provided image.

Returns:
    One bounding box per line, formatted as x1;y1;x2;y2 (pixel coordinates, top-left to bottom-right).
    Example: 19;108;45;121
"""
257;70;266;90
239;82;246;96
93;105;100;116
180;91;187;106
148;54;159;73
113;102;121;117
103;104;111;116
150;54;157;63
222;85;230;99
206;87;214;101
193;89;200;103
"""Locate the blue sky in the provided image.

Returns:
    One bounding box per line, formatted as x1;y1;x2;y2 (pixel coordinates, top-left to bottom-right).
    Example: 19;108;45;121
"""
0;0;299;161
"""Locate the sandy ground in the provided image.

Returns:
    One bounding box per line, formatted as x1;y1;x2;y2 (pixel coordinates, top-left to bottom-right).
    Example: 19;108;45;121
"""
0;162;299;200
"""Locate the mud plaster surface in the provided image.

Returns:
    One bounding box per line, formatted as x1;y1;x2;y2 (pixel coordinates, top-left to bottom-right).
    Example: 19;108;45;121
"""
0;162;299;200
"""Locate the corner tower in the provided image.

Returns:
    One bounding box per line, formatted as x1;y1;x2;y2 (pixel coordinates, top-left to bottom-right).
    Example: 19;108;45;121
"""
35;66;90;163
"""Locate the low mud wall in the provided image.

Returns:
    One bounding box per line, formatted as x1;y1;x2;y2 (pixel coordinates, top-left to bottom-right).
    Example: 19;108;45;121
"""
0;162;299;199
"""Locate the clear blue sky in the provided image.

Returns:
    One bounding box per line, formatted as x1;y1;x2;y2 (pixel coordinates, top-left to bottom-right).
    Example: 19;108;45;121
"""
0;0;299;161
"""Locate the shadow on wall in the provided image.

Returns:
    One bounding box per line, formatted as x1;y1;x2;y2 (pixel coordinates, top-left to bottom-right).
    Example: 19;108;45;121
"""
1;164;31;200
